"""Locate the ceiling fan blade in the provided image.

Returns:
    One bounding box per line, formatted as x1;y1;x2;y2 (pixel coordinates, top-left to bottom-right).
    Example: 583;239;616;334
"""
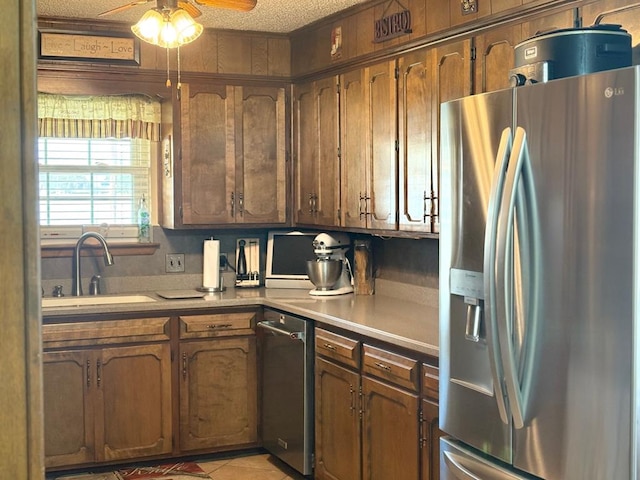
98;0;153;16
193;0;257;12
178;0;203;18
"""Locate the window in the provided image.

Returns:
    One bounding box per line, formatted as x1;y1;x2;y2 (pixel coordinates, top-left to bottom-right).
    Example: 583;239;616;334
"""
37;93;161;241
38;137;151;226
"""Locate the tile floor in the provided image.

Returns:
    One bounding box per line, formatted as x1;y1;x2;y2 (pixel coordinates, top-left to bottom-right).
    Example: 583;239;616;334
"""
196;453;307;480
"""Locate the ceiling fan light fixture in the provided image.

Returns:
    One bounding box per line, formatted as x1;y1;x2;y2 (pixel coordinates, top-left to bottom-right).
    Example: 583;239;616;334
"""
169;8;203;45
131;6;203;48
131;8;165;45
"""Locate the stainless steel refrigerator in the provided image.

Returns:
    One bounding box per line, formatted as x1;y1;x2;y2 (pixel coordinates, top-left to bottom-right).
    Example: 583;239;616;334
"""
439;65;640;479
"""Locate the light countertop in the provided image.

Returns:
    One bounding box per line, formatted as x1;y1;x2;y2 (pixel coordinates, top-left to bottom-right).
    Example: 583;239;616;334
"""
42;287;439;357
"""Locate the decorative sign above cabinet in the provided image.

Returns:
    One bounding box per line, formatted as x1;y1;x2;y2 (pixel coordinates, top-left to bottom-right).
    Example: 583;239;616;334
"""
373;0;412;43
461;0;477;15
39;30;140;65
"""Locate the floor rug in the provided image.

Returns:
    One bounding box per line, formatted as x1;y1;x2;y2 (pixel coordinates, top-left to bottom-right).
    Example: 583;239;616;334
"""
119;462;209;479
54;462;209;480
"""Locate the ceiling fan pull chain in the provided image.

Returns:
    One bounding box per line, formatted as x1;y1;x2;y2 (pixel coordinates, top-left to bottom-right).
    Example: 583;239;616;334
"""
166;47;172;88
177;46;182;90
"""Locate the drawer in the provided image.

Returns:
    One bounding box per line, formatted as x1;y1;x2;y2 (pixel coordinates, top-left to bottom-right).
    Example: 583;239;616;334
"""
362;344;419;392
179;311;256;339
315;328;361;369
422;363;439;402
43;317;170;348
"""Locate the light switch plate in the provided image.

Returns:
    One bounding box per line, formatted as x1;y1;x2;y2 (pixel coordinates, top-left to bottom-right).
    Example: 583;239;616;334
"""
166;253;185;273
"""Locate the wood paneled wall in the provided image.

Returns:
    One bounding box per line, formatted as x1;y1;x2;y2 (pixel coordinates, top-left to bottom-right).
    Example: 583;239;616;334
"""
37;18;291;78
290;0;639;77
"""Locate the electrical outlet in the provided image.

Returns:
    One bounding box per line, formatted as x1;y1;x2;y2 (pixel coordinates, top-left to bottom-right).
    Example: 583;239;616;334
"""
165;253;185;273
220;253;228;270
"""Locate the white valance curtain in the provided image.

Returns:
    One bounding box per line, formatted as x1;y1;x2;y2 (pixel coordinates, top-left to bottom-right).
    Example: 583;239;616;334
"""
37;93;162;141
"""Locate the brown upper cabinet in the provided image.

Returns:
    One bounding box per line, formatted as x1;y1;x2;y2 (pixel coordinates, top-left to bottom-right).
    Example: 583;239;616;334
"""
398;48;437;233
293;76;341;227
340;60;398;231
162;82;288;228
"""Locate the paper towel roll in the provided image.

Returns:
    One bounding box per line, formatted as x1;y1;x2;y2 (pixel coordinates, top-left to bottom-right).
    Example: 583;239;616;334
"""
203;239;221;289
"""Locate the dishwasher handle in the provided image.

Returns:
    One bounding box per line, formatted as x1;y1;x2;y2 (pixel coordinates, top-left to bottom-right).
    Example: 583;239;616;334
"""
257;321;306;342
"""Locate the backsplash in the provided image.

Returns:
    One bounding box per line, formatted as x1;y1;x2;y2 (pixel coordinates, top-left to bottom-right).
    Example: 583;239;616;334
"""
41;227;439;303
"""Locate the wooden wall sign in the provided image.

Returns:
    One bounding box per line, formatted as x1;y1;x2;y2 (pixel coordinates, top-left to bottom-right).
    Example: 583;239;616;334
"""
39;30;140;65
373;1;412;43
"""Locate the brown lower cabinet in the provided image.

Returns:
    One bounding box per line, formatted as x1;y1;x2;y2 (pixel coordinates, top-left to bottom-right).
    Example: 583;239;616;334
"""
178;311;258;452
315;327;439;480
315;356;362;480
43;310;259;470
179;337;258;451
42;318;173;468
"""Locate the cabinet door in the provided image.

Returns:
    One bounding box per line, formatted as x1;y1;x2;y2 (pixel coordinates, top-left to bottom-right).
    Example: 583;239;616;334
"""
43;350;95;468
180;337;258;451
475;24;523;94
234;86;287;224
96;343;172;462
315;76;340;227
432;39;473;234
421;399;442;480
315;357;361;480
180;83;235;225
340;68;368;229
366;60;397;230
293;81;318;225
361;376;420;480
398;47;435;233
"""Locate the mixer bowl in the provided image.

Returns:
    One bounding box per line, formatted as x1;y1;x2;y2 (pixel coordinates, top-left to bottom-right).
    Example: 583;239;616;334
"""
306;259;342;290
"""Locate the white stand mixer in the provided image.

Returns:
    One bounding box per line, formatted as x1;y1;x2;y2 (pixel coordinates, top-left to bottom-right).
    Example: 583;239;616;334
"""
308;233;354;296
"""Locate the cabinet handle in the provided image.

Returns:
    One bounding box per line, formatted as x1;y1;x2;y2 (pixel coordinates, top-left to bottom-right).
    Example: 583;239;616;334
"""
232;192;237;217
238;192;244;216
207;323;232;329
374;361;392;372
182;352;187;380
359;193;366;219
323;343;337;351
86;359;91;388
349;384;356;415
96;359;102;388
419;409;426;449
423;190;429;222
308;193;314;214
312;194;318;215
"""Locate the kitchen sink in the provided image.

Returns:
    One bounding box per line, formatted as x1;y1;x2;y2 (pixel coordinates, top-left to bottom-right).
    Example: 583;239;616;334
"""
42;294;157;308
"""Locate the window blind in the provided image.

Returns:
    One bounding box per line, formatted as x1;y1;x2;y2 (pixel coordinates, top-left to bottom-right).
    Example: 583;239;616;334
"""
38;137;151;226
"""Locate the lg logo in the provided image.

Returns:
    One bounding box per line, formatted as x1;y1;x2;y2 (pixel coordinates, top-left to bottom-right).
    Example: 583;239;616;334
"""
604;87;624;98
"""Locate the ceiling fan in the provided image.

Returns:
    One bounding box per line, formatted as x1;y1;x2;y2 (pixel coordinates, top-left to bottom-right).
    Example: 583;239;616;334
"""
98;0;257;19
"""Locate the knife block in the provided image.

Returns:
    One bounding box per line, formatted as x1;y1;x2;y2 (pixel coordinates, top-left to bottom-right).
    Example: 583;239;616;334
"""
235;237;260;288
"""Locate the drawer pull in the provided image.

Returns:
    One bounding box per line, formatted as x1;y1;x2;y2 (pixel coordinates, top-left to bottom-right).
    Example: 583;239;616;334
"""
375;362;392;372
207;323;232;329
323;343;337;351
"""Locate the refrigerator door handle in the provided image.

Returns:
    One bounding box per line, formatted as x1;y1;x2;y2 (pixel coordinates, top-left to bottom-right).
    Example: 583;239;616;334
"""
483;127;513;425
495;126;541;429
443;451;484;480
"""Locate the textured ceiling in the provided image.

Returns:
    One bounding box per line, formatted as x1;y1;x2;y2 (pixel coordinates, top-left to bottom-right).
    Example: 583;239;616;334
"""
37;0;373;33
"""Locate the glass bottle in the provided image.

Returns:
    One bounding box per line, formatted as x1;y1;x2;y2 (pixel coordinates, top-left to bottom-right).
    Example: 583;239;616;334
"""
137;194;151;243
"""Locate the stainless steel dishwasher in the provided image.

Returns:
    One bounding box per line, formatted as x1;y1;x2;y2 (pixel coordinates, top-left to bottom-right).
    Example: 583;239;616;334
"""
257;308;314;476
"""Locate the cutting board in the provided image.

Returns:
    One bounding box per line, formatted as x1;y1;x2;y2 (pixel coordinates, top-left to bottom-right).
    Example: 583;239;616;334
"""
155;290;206;300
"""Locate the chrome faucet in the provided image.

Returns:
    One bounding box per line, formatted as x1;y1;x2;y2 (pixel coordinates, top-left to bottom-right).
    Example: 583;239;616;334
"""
72;232;114;296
